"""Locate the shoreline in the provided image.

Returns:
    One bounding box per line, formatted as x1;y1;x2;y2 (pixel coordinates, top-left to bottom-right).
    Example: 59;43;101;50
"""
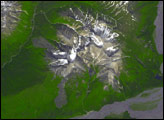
154;1;163;74
71;2;163;119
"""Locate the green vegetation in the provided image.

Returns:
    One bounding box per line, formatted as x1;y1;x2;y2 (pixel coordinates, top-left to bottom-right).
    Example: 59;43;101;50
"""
140;92;152;98
140;88;160;98
1;72;62;119
1;1;38;67
104;111;135;119
1;1;163;119
1;42;48;96
119;1;163;98
130;98;162;111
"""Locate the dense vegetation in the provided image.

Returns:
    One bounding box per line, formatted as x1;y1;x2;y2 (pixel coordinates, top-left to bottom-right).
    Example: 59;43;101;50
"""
1;1;163;119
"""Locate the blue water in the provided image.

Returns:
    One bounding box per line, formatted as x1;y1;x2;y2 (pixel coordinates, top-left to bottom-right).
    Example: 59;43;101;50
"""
155;74;162;80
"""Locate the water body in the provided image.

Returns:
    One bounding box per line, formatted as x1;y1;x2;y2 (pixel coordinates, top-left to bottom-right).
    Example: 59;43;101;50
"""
154;1;163;55
72;87;163;119
155;74;162;80
154;1;163;74
71;1;163;119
